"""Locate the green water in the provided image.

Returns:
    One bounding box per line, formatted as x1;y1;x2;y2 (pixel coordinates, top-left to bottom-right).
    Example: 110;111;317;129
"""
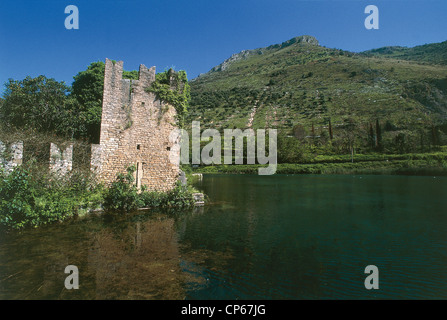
1;174;447;299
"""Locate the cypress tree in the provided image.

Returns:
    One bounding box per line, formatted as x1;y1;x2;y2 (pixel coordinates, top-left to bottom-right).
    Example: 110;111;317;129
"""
369;123;375;149
420;129;424;152
375;119;382;151
328;118;333;140
431;125;438;147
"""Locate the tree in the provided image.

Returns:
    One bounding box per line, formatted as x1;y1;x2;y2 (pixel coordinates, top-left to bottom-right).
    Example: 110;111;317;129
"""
395;132;406;154
0;75;73;135
71;61;105;143
328;118;333;140
375;119;383;151
277;133;307;163
342;118;356;161
292;123;306;140
369;123;375;149
431;125;439;148
71;61;140;142
310;123;316;145
1;61;139;142
419;129;425;152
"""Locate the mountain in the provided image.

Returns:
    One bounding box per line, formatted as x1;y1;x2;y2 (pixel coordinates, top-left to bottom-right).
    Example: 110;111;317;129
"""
187;36;447;139
360;41;447;66
205;35;319;74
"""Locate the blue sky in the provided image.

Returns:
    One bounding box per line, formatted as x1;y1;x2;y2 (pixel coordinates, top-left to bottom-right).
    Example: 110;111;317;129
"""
1;0;446;95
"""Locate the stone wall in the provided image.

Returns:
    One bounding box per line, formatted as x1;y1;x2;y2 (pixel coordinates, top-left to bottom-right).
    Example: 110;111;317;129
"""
0;141;23;173
90;144;102;173
96;58;180;191
49;143;73;176
1;141;75;176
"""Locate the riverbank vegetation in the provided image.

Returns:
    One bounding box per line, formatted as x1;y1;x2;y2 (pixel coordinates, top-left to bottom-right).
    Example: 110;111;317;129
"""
189;125;447;176
103;165;197;212
194;154;447;176
0;162;198;231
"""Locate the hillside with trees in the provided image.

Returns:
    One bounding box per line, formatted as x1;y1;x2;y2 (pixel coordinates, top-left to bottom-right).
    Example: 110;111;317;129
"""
1;36;447;174
360;40;447;65
187;36;447;163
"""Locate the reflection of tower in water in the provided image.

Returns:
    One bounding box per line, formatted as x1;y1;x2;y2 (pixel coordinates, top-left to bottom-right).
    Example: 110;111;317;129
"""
87;216;185;299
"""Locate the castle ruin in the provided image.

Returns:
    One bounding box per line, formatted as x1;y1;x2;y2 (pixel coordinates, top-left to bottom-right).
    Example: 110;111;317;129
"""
91;58;181;191
1;58;182;192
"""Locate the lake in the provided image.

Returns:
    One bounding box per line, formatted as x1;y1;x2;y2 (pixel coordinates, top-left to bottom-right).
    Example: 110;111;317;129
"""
1;174;447;299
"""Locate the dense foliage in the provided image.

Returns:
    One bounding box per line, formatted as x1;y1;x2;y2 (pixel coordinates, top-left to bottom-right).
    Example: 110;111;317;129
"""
0;62;144;143
103;165;197;212
70;61;106;142
102;165;141;212
145;69;191;127
0;163;198;230
0;76;73;136
0;165;103;230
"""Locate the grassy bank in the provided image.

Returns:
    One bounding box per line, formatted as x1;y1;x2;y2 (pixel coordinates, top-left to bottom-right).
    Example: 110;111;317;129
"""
193;152;447;176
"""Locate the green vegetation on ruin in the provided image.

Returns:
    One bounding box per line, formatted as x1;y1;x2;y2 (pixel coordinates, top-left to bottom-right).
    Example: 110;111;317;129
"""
145;69;191;127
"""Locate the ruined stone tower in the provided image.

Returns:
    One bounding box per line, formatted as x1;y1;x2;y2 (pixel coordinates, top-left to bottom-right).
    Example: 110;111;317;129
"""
91;58;180;191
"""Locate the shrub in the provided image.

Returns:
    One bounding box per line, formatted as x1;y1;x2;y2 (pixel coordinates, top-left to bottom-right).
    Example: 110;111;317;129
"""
0;162;200;229
103;166;198;212
163;182;196;208
139;182;197;209
139;187;167;208
102;165;140;212
0;166;36;229
0;165;101;230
